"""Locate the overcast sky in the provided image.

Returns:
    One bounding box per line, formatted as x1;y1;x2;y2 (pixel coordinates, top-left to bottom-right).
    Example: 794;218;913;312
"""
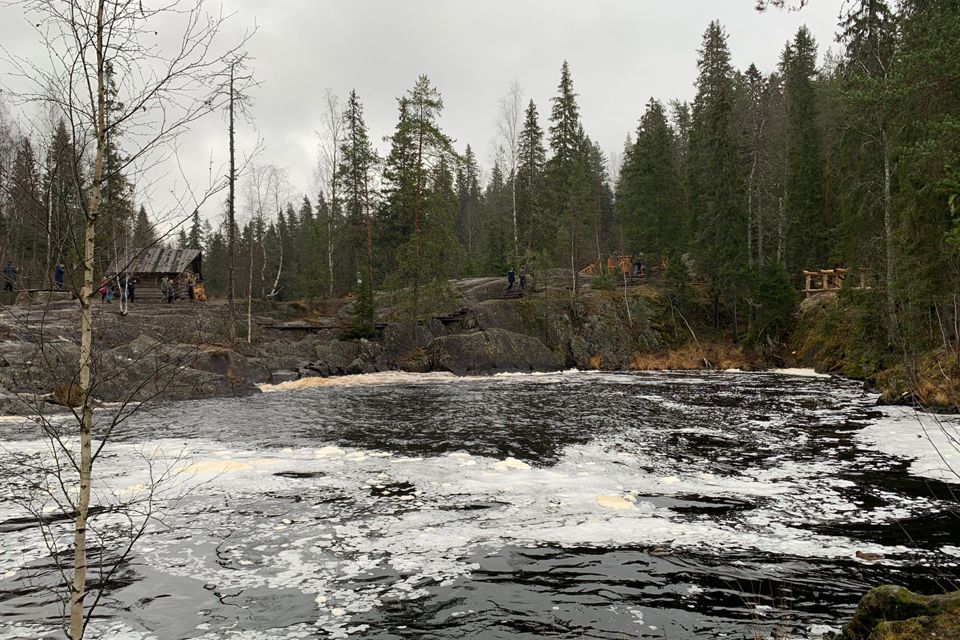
0;0;843;226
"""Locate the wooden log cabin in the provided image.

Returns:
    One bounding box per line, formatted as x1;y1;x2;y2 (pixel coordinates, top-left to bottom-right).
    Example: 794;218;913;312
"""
106;247;203;302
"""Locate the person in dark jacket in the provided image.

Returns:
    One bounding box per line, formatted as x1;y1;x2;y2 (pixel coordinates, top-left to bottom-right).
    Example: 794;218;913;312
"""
506;267;516;292
54;262;65;290
3;261;17;292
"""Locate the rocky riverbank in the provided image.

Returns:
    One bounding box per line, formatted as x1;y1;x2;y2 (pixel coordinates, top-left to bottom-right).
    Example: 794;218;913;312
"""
0;274;769;415
792;293;960;411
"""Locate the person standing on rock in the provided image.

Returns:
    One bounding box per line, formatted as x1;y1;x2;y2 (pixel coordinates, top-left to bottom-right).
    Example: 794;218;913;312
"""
519;265;527;292
54;262;65;290
3;261;17;292
507;267;516;292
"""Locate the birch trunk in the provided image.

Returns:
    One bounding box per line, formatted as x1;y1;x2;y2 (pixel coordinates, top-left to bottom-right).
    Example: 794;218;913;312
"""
226;61;237;344
70;3;106;637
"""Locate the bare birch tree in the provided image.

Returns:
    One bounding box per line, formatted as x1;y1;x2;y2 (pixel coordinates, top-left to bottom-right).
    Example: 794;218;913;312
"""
1;1;249;637
317;89;343;296
497;80;523;263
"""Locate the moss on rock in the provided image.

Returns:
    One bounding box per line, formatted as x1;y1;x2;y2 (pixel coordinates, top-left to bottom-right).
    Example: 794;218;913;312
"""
834;586;960;640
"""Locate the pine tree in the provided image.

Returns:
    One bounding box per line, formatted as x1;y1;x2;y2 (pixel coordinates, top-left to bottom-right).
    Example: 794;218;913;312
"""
381;75;456;306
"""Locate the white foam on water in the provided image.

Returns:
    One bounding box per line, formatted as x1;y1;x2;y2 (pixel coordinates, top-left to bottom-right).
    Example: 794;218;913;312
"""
769;368;831;378
259;371;458;393
857;406;960;481
0;371;952;638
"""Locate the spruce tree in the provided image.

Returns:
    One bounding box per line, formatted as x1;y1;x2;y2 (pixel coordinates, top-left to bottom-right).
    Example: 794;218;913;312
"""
188;210;203;249
516;100;546;255
781;26;826;272
336;90;379;332
688;20;747;332
455;144;483;273
618;99;682;264
482;162;509;273
130;206;157;249
546;61;590;293
7;137;44;275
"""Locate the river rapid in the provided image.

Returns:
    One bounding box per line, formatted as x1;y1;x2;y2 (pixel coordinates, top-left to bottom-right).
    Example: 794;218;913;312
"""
0;370;959;639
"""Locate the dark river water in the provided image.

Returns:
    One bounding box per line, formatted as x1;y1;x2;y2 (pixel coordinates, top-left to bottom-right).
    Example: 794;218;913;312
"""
1;370;959;639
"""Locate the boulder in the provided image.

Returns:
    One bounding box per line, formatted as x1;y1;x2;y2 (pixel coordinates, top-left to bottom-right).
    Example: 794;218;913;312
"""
0;389;52;416
832;585;960;640
426;328;561;375
568;293;660;370
378;323;435;368
460;278;510;304
471;299;530;336
191;347;271;384
304;340;364;376
271;370;299;384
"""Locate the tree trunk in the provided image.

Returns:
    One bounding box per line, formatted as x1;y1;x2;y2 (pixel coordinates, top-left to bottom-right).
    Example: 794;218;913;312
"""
882;129;896;331
71;3;106;637
570;208;579;299
363;173;375;332
732;291;740;345
757;200;764;267
269;225;283;299
511;168;519;264
246;233;253;342
46;165;53;287
328;161;336;297
777;195;785;266
226;61;237;344
412;119;424;304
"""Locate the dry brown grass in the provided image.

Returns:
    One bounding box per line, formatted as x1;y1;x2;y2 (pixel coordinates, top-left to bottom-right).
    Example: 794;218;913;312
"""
628;343;757;371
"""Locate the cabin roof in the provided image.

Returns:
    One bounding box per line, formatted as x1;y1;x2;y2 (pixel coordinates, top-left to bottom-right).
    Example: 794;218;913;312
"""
106;247;201;276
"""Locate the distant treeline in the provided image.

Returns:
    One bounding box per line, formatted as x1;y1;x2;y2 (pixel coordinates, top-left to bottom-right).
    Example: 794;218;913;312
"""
1;1;958;348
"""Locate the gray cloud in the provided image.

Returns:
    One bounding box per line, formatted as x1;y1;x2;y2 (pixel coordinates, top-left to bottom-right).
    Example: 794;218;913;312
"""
1;0;842;225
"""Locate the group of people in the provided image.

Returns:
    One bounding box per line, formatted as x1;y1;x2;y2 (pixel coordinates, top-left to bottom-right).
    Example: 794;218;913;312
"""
506;265;528;292
2;259;210;306
160;273;205;303
98;275;137;304
3;260;67;292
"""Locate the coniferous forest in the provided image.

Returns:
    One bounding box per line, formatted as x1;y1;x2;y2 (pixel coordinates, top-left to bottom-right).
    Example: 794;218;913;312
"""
1;0;959;372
